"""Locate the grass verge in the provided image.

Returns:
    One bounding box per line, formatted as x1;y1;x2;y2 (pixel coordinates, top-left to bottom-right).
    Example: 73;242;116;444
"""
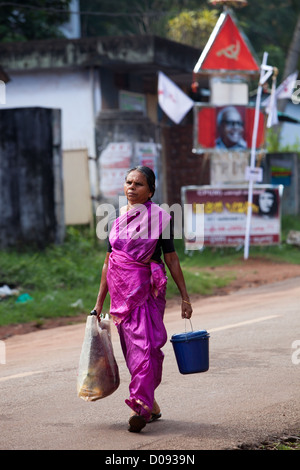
0;216;300;328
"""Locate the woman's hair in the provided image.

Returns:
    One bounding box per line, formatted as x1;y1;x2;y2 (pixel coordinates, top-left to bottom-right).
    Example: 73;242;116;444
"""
126;166;156;198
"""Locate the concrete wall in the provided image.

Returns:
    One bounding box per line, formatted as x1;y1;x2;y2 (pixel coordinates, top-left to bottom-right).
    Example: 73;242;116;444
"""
0;107;65;248
280;102;300;148
2;68;100;195
162;124;210;206
63;148;93;226
95;110;162;203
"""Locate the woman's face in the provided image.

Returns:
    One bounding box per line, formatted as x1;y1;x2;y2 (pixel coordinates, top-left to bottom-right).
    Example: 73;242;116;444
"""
124;170;153;205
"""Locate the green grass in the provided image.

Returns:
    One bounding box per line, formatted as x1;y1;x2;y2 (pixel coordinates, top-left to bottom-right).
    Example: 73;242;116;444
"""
165;263;234;298
0;227;110;326
0;216;300;327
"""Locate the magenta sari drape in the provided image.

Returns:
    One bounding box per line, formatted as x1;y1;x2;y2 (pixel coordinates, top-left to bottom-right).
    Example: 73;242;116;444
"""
107;201;171;420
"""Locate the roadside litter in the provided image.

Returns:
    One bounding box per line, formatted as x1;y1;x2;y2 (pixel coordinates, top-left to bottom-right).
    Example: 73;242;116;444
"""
70;298;84;309
15;293;33;304
0;284;20;301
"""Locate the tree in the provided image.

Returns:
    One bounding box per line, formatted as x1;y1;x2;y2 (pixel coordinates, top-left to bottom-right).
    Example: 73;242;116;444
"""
79;0;208;38
0;0;72;42
277;13;300;112
234;0;300;112
283;14;300;80
237;0;300;80
166;8;219;49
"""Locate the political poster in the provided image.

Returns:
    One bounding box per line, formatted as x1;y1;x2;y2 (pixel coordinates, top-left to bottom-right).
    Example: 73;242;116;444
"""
99;142;132;198
182;185;283;249
193;104;265;153
134;142;158;173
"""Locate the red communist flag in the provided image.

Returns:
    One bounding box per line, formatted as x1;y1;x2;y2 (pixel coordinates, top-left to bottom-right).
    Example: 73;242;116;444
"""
195;13;259;73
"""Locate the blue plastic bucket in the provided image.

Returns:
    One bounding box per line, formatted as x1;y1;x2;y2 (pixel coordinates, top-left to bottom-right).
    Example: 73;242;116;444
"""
170;326;209;375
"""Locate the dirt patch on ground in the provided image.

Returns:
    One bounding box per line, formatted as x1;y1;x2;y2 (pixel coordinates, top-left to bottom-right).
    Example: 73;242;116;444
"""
204;257;300;293
1;257;300;340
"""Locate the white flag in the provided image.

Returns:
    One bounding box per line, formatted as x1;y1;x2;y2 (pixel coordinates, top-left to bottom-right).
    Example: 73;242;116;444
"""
276;71;298;99
262;71;298;106
158;71;194;124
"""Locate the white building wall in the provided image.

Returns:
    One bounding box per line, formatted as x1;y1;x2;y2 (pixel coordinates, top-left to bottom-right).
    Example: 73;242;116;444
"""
280;101;300;148
3;68;101;195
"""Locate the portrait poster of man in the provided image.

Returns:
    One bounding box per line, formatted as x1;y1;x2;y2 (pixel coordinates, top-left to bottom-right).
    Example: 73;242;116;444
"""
193;104;265;153
215;106;246;150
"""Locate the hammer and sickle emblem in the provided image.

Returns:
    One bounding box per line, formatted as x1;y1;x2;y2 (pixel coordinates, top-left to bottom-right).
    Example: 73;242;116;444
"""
216;40;241;60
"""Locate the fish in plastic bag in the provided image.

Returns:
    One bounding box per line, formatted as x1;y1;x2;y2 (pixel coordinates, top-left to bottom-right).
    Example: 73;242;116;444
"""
77;313;120;401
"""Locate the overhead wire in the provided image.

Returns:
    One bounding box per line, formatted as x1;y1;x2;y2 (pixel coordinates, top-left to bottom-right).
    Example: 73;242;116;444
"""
0;2;171;17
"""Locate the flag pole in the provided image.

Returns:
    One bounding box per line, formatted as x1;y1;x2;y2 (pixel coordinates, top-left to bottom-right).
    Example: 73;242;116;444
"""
244;52;270;260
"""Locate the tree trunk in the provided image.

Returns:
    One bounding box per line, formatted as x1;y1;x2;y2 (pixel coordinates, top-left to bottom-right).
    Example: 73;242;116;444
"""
278;14;300;112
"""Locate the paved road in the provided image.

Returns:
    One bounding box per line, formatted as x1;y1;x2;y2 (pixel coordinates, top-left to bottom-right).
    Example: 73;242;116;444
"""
0;278;299;451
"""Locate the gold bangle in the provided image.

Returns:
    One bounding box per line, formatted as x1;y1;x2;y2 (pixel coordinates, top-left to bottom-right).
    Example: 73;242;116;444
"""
182;299;191;305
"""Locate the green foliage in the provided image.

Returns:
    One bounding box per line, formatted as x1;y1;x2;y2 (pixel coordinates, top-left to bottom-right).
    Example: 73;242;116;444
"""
266;128;300;152
166;9;219;49
1;0;299;79
79;0;208;37
165;266;234;298
0;226;110;325
237;0;300;81
0;0;72;42
79;0;300;82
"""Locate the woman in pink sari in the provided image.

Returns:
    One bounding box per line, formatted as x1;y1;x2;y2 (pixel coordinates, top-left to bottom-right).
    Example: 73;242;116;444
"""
93;167;192;432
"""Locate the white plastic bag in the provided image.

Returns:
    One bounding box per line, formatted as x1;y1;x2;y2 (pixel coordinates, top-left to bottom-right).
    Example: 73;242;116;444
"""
77;314;120;401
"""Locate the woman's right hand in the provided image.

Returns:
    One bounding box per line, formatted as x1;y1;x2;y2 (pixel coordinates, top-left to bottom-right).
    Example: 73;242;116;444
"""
91;307;101;321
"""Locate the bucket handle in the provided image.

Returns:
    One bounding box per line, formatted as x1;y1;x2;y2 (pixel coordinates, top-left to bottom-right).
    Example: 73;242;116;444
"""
184;318;194;340
185;318;193;332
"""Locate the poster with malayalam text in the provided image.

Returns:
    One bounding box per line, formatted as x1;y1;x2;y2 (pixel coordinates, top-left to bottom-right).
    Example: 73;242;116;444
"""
134;142;158;173
99;142;132;198
182;185;283;249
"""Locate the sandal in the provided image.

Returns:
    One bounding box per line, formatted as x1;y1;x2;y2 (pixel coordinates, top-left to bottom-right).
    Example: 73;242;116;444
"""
128;414;146;433
148;412;162;423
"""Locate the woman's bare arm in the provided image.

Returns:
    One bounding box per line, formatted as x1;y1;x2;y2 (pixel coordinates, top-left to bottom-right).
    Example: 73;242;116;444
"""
93;252;110;319
163;251;193;319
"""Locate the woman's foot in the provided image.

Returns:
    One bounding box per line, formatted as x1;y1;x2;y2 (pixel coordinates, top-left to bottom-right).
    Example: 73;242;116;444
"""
149;399;162;423
128;413;146;433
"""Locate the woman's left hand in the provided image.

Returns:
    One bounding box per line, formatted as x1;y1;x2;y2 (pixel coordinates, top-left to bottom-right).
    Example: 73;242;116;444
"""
181;300;193;319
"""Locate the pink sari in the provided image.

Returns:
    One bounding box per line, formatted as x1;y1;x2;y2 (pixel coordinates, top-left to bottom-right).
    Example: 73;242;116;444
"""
107;201;171;420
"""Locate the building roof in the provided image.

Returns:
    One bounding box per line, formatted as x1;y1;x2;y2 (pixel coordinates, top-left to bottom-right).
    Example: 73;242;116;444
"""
0;35;201;86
